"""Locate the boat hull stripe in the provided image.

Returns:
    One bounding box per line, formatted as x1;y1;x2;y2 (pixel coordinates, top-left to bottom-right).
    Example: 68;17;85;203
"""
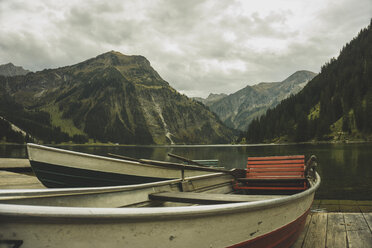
227;208;310;248
30;161;170;188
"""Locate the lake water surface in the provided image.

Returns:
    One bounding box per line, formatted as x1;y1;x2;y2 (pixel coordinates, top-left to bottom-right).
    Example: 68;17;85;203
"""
1;143;371;200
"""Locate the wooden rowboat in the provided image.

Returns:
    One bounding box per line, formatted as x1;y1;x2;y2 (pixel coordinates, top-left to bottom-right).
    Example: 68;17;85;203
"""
27;143;229;188
0;158;320;248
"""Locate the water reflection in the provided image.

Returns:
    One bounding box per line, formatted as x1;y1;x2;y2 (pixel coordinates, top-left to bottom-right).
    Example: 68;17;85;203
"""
0;144;27;158
1;143;371;200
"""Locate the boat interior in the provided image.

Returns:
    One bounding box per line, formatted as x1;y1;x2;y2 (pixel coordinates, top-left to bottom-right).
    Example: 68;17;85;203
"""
0;155;318;209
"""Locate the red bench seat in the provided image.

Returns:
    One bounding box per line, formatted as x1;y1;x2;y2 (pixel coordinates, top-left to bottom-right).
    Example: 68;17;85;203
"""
234;155;308;191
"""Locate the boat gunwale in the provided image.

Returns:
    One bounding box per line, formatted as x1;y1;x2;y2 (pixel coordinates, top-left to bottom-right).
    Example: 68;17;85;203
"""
27;143;225;173
27;143;155;168
0;172;227;198
0;173;320;220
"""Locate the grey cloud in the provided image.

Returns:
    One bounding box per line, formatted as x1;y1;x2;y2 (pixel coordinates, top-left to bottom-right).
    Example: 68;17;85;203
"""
147;0;206;30
0;0;371;98
67;7;94;27
316;0;371;31
90;2;124;14
0;31;55;71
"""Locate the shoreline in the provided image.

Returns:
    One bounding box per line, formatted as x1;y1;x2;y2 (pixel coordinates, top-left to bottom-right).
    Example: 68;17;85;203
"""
1;139;372;147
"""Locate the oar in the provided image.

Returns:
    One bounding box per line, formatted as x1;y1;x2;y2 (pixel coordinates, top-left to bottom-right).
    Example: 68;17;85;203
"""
107;153;141;162
167;153;206;166
108;153;246;178
108;153;189;170
139;158;246;178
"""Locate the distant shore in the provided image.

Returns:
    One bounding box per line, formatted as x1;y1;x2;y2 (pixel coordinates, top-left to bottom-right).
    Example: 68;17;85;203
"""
1;139;372;147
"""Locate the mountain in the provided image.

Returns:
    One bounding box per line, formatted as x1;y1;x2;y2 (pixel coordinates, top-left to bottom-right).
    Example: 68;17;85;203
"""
193;93;227;105
0;51;234;144
0;63;31;76
244;20;372;143
203;70;316;131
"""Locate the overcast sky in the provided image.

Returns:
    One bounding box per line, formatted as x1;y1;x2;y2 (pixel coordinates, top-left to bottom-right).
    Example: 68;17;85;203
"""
0;0;371;97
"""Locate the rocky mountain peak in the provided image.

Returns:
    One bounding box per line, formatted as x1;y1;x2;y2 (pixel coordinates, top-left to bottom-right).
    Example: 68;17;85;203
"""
193;93;227;105
207;70;317;131
281;70;317;85
205;93;227;102
71;51;168;87
73;51;146;69
94;51;148;66
0;51;233;145
0;63;31;77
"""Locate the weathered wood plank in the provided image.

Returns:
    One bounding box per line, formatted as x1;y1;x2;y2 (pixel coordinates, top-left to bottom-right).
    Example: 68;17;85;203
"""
0;183;43;189
0;158;30;168
0;171;44;189
295;212;372;248
344;213;372;248
302;213;327;248
291;213;312;248
362;213;372;234
326;213;347;248
0;170;34;180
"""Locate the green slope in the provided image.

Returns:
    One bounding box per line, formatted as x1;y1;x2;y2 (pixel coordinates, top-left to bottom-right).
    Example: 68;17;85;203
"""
0;51;234;144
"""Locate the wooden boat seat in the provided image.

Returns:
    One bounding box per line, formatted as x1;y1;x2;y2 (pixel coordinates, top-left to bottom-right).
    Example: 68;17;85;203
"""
149;192;285;205
234;155;308;191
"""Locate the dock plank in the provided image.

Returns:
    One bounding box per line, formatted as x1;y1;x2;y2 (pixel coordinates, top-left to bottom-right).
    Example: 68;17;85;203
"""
364;213;372;232
326;213;347;248
0;158;30;168
291;214;312;248
302;213;327;248
0;158;31;173
344;213;372;248
0;171;44;189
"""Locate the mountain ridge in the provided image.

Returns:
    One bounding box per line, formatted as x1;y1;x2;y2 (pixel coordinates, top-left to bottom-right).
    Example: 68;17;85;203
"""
0;63;31;77
199;70;316;131
0;51;234;144
193;93;227;105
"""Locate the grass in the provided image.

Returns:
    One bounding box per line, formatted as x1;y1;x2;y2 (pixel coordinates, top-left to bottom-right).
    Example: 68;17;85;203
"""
308;102;320;120
40;104;85;136
329;116;343;136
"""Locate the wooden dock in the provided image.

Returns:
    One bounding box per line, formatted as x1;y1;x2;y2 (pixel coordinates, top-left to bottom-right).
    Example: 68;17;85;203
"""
0;158;372;247
0;158;31;172
0;158;44;188
292;212;372;248
0;170;45;189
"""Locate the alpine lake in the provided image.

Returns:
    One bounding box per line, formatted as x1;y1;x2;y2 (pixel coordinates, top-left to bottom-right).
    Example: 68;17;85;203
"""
1;142;372;200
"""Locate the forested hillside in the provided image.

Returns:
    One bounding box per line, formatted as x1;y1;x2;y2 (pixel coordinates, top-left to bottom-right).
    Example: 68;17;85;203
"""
243;20;372;143
0;52;234;144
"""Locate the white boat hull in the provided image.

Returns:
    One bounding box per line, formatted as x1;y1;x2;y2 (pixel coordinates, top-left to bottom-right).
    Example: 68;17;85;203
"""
27;143;212;188
0;173;320;248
